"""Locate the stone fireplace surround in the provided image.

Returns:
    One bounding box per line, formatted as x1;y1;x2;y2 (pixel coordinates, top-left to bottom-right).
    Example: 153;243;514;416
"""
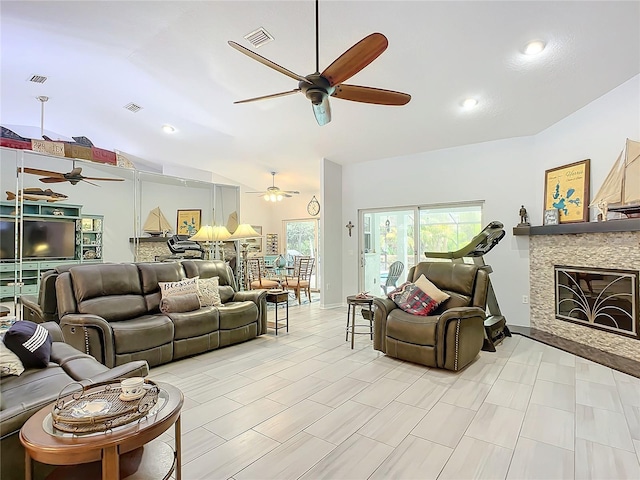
514;219;640;377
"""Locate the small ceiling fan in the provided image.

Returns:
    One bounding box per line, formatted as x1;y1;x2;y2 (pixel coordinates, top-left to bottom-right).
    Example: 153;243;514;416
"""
228;0;411;126
247;172;300;201
20;167;125;186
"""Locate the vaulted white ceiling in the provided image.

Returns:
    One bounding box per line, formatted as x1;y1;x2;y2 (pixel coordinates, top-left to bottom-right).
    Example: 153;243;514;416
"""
1;1;638;194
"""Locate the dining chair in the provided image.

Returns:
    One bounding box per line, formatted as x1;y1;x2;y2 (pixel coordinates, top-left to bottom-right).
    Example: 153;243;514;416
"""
284;256;315;304
246;257;280;290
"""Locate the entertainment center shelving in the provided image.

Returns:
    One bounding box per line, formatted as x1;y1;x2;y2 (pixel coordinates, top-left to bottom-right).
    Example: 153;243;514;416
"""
0;200;103;300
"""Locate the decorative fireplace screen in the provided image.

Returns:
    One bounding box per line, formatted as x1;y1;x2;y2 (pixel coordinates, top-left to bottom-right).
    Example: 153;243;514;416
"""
555;265;639;338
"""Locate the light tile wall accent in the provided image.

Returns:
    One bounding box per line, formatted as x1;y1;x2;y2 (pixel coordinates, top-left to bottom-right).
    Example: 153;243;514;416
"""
530;231;640;362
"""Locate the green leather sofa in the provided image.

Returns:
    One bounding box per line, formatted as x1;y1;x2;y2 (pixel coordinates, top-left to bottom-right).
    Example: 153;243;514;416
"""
55;260;267;368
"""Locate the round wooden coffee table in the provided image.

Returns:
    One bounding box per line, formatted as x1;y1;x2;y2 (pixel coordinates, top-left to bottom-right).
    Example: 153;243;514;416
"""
20;381;183;480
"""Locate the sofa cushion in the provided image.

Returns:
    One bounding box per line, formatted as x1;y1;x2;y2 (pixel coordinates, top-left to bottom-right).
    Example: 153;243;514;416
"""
218;285;235;303
110;315;174;354
79;295;149;322
3;321;52;368
169;307;220;340
217;301;258;330
0;365;79;436
0;342;24;377
386;309;438;346
71;264;143;301
197;277;222;307
138;262;186;294
160;293;201;313
388;282;440;316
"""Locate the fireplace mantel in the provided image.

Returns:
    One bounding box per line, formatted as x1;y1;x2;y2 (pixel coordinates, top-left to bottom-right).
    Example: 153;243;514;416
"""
513;218;640;236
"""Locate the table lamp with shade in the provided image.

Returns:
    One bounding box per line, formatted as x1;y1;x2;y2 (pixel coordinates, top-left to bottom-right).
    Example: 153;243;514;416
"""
189;225;232;260
228;224;261;289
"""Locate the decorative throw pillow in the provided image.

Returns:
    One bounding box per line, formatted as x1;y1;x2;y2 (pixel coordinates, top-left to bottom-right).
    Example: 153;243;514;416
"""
0;340;25;376
3;321;52;368
414;274;451;304
160;293;201;314
158;277;199;298
388;282;440;316
197;277;222;307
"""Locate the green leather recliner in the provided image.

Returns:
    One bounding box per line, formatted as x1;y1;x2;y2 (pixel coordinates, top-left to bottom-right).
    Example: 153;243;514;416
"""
373;261;489;371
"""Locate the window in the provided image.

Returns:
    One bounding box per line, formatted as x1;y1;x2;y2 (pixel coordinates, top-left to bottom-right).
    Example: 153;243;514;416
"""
419;203;483;254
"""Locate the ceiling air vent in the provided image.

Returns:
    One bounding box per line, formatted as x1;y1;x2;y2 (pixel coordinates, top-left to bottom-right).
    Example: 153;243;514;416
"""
244;27;274;48
123;102;143;113
28;74;48;84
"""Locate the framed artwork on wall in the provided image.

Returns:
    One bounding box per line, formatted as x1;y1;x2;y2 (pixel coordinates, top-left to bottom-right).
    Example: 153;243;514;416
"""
176;209;201;236
543;159;590;223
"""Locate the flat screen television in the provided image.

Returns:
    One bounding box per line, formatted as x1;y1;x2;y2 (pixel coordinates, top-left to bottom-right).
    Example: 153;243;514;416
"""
0;219;76;261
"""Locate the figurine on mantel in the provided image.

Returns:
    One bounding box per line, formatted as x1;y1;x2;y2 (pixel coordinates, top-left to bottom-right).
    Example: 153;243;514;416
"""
518;205;530;226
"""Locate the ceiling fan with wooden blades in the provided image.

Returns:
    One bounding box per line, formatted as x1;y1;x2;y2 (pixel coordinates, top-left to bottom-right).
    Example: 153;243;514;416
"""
246;172;300;201
228;0;411;126
19;167;125;186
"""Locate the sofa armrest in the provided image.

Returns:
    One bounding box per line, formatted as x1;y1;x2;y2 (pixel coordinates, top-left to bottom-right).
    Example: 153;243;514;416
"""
435;307;486;370
372;297;397;352
19;295;44;323
232;290;268;335
39;321;65;343
79;360;149;387
59;314;116;368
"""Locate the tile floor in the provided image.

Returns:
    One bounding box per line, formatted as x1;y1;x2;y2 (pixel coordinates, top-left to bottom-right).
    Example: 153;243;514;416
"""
146;301;640;479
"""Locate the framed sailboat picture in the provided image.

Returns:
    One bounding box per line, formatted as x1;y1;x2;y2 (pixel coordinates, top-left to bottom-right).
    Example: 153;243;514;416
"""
544;159;590;223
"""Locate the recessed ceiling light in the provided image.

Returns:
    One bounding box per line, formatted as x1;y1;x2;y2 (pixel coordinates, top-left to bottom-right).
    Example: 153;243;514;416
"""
462;98;478;110
524;40;545;55
162;124;176;134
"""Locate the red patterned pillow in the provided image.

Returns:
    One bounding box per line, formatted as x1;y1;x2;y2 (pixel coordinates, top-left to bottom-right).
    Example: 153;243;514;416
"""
388;282;440;316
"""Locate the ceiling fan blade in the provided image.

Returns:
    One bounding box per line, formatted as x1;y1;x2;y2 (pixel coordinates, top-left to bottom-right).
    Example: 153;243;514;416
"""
228;41;312;85
20;167;64;178
81;177;125;182
332;84;411;105
39;177;67;183
235;89;301;104
321;33;388;87
312;95;331;126
81;179;101;187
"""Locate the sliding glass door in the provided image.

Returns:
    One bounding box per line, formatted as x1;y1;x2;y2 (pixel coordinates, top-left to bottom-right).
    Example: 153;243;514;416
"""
360;203;483;295
360;208;414;297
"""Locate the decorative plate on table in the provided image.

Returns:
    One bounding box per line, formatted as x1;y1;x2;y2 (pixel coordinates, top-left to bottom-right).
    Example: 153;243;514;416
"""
69;399;111;418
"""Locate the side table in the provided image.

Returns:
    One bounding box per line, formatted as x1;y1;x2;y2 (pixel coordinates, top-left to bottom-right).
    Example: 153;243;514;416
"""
20;381;183;480
266;290;289;335
346;295;374;349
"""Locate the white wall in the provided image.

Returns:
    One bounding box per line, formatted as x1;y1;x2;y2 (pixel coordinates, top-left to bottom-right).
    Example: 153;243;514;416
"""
342;137;536;325
534;75;640;222
339;73;640;327
321;158;343;308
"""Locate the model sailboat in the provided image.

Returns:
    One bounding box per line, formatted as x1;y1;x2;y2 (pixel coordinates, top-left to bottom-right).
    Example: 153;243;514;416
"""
143;207;172;236
590;138;640;219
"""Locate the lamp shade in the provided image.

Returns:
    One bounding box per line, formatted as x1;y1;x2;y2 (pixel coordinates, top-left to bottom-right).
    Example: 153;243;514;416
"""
228;223;260;240
189;225;231;242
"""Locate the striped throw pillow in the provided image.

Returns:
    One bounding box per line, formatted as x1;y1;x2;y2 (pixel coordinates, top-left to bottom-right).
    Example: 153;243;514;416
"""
3;321;52;368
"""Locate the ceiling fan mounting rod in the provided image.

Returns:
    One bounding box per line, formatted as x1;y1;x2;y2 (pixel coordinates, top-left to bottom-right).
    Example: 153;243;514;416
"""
315;0;319;74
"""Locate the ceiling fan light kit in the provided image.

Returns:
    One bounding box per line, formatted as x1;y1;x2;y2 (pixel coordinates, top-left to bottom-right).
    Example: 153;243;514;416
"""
247;172;299;202
228;0;410;126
